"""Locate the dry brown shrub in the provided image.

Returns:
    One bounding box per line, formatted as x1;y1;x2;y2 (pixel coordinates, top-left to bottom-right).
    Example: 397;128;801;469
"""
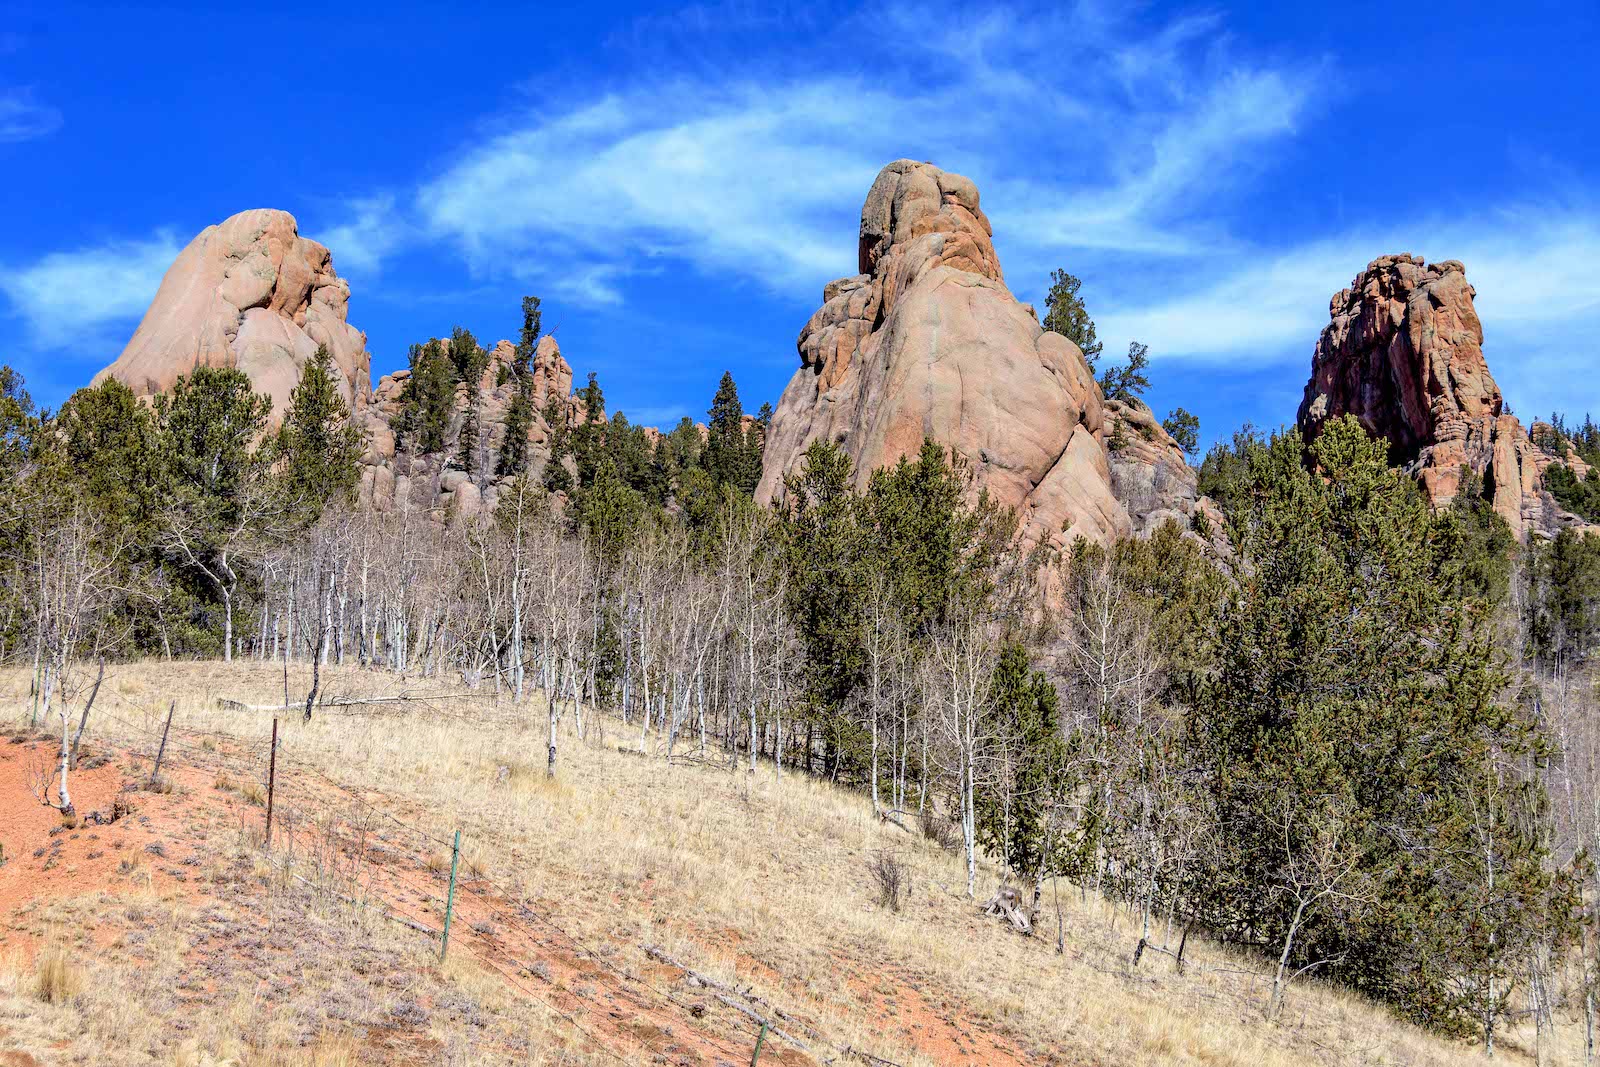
919;807;960;851
868;850;908;912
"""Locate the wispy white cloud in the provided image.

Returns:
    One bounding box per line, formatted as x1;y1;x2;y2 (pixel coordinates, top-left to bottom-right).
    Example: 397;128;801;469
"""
413;3;1319;307
0;231;180;347
312;194;407;278
415;82;891;303
0;86;62;143
1096;204;1600;366
994;67;1313;266
1;1;1327;340
12;0;1596;426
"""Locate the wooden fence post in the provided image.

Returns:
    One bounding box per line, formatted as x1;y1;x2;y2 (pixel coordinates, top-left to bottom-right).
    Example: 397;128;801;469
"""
265;717;278;849
148;701;175;787
440;829;461;962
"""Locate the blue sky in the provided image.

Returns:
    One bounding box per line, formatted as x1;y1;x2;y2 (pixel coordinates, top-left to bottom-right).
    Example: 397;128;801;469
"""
3;1;1599;449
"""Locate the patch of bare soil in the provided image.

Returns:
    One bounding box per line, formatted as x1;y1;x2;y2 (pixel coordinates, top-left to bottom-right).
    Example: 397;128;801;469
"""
0;730;817;1065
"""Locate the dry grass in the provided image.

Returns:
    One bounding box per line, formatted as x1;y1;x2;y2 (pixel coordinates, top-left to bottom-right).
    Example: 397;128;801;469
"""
0;659;1581;1066
30;943;83;1004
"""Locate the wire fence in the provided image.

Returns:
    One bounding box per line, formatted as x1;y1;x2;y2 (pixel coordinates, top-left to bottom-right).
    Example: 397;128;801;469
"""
45;697;893;1067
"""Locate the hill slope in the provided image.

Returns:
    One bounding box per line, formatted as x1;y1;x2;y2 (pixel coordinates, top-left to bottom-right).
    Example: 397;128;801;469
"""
0;661;1564;1065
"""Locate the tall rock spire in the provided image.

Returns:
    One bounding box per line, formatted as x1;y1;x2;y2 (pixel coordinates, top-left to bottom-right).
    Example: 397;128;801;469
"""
760;160;1134;548
1296;254;1580;539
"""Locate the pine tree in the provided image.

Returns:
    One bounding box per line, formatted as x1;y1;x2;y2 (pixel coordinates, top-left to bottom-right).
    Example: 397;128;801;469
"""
541;392;573;493
154;366;275;658
157;366;272;505
1099;341;1151;402
448;325;486;386
975;642;1067;879
278;345;366;522
1042;269;1102;369
1162;407;1200;456
498;296;543;476
860;440;1012;637
56;377;163;540
579;457;643;568
1189;416;1574;1029
705;371;758;494
513;296;542;376
781;439;868;774
570;372;606;488
396;339;454;454
455;404;481;476
1195;423;1267;527
498;390;534;477
0;364;34;473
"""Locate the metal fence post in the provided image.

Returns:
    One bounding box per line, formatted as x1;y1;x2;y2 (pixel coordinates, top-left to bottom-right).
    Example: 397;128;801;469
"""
750;1021;769;1065
440;829;461;962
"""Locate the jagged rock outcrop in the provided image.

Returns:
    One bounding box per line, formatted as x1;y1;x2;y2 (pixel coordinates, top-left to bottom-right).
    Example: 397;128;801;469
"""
359;335;578;518
1298;255;1588;539
91;207;615;522
94;209;369;421
758;160;1136;548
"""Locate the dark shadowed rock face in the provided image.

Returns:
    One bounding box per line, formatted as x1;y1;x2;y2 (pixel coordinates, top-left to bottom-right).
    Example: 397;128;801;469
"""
757;159;1132;549
1298;254;1593;539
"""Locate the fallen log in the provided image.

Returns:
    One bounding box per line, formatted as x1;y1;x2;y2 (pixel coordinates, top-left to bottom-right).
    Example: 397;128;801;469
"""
642;943;822;1041
216;691;447;713
877;808;914;833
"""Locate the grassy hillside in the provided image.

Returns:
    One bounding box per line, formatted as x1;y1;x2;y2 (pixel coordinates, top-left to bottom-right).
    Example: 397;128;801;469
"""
0;661;1568;1065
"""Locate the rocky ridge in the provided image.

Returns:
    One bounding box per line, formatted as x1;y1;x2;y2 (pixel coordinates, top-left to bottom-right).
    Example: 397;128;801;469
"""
358;334;581;518
1103;399;1220;539
98;187;1210;540
94;208;611;520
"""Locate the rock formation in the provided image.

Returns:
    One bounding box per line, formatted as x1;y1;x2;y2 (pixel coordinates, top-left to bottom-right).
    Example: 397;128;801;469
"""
757;159;1204;550
359;335;577;518
756;161;1115;546
1297;254;1588;539
93;208;611;522
101;192;1213;541
94;209;369;421
1102;399;1219;538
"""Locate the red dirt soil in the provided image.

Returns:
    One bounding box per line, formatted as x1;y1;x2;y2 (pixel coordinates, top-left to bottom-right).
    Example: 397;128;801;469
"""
0;734;223;954
1;726;1029;1066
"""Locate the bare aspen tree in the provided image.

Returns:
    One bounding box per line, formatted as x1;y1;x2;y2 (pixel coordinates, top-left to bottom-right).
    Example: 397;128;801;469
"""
25;501;121;817
928;602;999;899
159;475;283;662
861;568;903;817
1262;791;1370;1022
